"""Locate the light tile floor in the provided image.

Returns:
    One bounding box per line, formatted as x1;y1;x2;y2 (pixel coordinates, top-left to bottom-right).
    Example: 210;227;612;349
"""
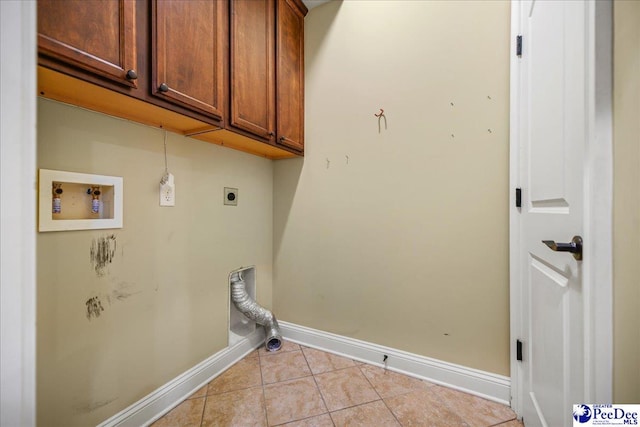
151;341;523;427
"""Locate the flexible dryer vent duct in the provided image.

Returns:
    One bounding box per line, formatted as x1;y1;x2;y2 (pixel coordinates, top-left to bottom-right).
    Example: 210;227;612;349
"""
230;271;282;352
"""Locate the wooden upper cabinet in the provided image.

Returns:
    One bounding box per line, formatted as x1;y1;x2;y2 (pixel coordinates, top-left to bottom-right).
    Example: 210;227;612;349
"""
276;0;306;152
152;0;226;121
37;0;138;88
37;0;305;158
230;0;306;152
229;0;276;141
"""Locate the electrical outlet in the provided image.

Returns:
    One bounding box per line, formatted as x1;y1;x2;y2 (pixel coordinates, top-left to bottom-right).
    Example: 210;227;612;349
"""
224;187;238;206
160;173;175;207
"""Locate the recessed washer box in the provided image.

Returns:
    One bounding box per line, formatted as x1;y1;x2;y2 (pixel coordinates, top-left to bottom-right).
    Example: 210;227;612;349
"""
38;169;123;232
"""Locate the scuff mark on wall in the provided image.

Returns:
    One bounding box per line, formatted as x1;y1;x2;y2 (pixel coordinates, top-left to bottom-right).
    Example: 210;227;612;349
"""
106;280;141;303
110;287;138;302
73;397;118;413
90;234;117;276
85;296;104;320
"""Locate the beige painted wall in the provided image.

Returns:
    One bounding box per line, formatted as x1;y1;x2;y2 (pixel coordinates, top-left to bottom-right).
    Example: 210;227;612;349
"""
613;0;640;403
36;99;273;426
274;1;511;375
34;3;639;419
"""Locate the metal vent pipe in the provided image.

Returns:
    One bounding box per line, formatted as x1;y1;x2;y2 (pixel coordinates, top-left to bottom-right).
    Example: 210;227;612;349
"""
230;271;282;352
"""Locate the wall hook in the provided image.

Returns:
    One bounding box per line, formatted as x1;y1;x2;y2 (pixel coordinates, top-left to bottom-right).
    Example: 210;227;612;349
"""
374;109;387;133
326;158;330;169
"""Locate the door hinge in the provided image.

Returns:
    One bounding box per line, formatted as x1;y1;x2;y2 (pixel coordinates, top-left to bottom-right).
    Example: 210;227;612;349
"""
516;35;523;57
515;188;522;208
516;339;523;362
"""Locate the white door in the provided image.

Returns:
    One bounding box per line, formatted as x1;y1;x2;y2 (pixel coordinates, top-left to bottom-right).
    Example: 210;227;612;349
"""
513;1;590;426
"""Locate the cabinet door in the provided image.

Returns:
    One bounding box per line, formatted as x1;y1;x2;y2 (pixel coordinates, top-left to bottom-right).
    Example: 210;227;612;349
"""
230;0;276;141
276;0;306;152
152;0;226;121
38;0;138;88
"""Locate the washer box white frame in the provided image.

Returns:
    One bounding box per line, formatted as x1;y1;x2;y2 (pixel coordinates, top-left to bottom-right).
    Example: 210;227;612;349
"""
38;169;123;232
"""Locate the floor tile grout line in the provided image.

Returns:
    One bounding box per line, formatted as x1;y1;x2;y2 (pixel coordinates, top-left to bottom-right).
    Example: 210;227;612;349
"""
430;385;516;427
300;345;335;427
357;363;384;401
357;363;404;426
270;412;333;427
256;348;266;387
301;346;362;376
327;398;385;414
309;362;363;376
429;385;451;408
488;417;519;427
197;394;207;427
256;347;272;427
327;412;336;426
427;385;469;424
260;347;314;385
206;382;265;398
263;372;314;387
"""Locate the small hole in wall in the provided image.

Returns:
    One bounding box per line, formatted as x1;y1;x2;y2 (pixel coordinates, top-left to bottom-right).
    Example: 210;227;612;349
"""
444;333;450;336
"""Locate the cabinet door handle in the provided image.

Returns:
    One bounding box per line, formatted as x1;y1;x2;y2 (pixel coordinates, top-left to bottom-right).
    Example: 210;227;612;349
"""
267;132;275;137
126;69;138;80
158;83;169;93
279;136;286;142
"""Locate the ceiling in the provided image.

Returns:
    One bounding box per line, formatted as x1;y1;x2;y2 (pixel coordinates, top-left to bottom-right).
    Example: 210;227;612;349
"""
302;0;332;11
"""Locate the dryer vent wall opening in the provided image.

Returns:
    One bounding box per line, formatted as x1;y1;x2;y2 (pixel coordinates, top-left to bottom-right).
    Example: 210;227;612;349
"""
229;269;282;352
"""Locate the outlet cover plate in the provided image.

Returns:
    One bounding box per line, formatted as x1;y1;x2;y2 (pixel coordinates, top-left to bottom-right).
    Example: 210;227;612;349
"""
224;187;238;206
160;173;175;207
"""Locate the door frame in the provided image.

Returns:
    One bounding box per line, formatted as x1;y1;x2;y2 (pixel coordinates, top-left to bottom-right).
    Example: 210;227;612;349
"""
0;1;37;426
509;0;613;417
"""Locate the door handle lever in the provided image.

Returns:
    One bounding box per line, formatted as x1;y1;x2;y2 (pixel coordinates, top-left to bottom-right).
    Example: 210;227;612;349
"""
542;235;583;261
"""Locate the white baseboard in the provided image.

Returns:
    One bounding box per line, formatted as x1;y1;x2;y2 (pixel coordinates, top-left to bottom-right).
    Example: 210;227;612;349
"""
279;321;511;406
99;322;511;427
97;330;264;427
